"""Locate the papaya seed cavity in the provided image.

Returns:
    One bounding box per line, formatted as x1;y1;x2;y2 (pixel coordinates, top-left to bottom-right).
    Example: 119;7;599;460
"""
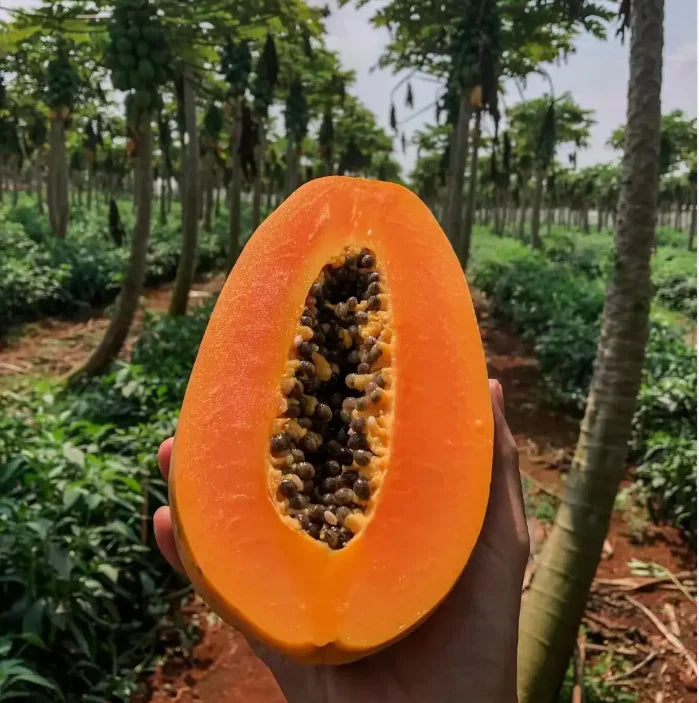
267;246;393;549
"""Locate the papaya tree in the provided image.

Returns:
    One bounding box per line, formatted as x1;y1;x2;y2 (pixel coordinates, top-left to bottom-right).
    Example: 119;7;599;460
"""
409;124;451;215
250;33;279;228
507;92;594;247
168;62;200;316
517;0;666;698
45;40;78;237
70;0;170;380
352;0;610;265
157;112;172;224
27;112;47;213
220;35;251;267
283;76;308;195
201;101;223;233
612;109;697;239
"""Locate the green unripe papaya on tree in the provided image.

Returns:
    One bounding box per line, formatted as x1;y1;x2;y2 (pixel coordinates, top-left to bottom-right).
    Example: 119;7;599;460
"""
119;53;136;70
137;59;154;81
116;38;132;55
142;25;160;43
136;41;149;57
134;89;151;108
152;50;168;67
112;70;129;91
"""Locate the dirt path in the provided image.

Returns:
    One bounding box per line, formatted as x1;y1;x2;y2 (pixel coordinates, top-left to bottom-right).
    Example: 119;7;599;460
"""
2;281;694;702
0;274;227;380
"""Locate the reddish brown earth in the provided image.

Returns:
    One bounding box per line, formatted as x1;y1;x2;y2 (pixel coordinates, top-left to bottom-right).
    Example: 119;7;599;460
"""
0;274;226;379
1;279;695;702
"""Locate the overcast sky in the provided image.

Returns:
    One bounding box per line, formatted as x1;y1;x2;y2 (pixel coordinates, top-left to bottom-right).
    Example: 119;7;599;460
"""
317;0;697;175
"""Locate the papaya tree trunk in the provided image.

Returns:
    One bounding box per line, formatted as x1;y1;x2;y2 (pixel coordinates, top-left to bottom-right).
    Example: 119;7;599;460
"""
441;84;472;247
68;118;154;382
530;169;545;249
48;118;69;238
252;121;265;230
12;159;20;207
517;187;528;240
35;155;44;214
266;177;274;210
87;164;94;210
166;169;173;212
582;204;590;233
203;149;214;233
169;66;200;316
498;190;509;236
227;97;243;270
284;138;300;198
517;1;664;700
458;110;480;267
159;163;168;226
214;168;220;219
689;188;696;250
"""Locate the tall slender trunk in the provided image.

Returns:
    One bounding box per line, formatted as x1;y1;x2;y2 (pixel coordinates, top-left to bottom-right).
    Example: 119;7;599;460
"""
35;156;44;214
498;191;509;235
530;169;544;249
87;165;94;210
266;177;274;210
582;205;590;233
252;121;265;230
517;189;528;240
48;118;69;238
166;170;173;212
688;188;696;250
227;97;243;270
203;150;214;232
159;164;168;226
597;204;603;231
517;2;664;700
12;159;19;207
283;138;300;198
441;85;472;247
458;110;480;266
214;170;220;219
169;66;200;316
68;118;154;382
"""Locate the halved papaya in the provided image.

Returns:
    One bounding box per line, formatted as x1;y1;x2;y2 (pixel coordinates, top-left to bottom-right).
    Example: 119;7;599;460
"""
170;176;493;665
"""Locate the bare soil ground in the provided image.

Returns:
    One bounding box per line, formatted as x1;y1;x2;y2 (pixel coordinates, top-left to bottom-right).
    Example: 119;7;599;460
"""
1;280;695;703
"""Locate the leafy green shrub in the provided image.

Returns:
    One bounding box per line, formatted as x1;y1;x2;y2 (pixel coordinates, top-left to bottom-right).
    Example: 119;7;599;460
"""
470;231;696;539
636;434;696;539
470;238;604;406
651;246;697;316
0;199;231;334
0;220;72;333
634;322;697;446
0;304;216;700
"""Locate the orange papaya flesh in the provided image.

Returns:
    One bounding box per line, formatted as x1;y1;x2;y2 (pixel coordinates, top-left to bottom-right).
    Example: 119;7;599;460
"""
170;176;493;664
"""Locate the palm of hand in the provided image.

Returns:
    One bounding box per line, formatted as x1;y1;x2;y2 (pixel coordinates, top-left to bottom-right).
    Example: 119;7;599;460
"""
154;381;528;703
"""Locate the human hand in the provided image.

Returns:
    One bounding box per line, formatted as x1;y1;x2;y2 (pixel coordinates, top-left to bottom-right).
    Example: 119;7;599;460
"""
154;379;529;703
